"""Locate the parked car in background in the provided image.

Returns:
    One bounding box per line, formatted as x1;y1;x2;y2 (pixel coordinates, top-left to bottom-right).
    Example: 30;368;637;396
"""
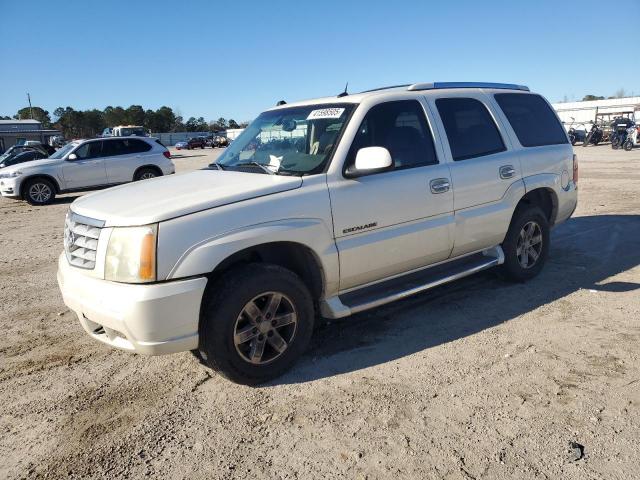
186;137;206;149
0;145;49;165
24;141;56;155
56;82;577;384
0;149;49;169
0;136;174;205
175;141;188;150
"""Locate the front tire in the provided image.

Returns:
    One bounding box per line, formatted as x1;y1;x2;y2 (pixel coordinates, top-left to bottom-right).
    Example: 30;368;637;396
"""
500;206;550;282
23;178;55;205
198;263;315;385
624;140;634;151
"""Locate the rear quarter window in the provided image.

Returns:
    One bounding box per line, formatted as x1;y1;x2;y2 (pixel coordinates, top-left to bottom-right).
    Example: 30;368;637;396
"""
494;93;568;147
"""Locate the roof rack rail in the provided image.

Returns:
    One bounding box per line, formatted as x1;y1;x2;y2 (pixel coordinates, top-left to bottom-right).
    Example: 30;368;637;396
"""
360;84;411;93
407;82;530;92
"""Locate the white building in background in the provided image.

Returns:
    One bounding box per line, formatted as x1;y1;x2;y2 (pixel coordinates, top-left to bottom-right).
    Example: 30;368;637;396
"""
552;97;640;125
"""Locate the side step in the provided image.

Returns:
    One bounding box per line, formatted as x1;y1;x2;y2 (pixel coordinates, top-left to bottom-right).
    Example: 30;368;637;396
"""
321;247;504;318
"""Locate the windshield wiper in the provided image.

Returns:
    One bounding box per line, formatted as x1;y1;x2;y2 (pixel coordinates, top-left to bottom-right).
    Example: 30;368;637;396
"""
233;161;275;175
206;163;226;170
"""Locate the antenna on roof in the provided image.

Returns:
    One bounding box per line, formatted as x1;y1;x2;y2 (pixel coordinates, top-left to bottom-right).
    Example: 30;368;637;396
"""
276;100;287;106
337;82;349;98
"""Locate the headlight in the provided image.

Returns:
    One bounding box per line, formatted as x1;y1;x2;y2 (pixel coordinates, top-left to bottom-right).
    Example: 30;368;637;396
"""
0;171;22;179
105;224;157;283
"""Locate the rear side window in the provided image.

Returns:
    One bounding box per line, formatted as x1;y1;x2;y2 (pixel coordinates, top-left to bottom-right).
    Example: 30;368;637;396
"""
436;98;506;161
494;93;568;147
348;100;438;170
102;140;126;157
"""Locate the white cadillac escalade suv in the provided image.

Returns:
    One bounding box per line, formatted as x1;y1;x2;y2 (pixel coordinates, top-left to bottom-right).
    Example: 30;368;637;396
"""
58;82;578;384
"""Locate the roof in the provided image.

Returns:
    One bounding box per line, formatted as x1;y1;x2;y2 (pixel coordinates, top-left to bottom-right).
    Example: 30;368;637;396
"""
267;82;531;111
0;119;41;125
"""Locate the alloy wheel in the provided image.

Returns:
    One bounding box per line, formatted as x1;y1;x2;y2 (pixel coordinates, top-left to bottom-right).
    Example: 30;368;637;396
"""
29;183;52;203
516;221;543;269
233;292;298;365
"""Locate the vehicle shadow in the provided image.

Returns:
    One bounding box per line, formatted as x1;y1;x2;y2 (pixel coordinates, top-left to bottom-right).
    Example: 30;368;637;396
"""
52;196;81;205
275;214;640;385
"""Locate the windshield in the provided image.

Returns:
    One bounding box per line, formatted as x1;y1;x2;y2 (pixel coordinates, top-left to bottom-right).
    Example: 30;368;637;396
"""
216;103;355;175
49;142;79;159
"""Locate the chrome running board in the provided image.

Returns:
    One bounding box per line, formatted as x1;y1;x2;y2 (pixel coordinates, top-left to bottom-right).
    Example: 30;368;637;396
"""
320;246;504;319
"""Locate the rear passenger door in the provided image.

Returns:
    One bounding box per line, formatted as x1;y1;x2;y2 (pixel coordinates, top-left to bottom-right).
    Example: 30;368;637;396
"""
329;99;454;291
102;138;152;184
428;94;522;257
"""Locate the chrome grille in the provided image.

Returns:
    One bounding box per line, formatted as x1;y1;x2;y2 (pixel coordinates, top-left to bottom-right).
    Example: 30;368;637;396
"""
64;211;105;270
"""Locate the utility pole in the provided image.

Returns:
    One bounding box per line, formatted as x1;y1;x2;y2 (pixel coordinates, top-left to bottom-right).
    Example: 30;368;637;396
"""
27;93;33;119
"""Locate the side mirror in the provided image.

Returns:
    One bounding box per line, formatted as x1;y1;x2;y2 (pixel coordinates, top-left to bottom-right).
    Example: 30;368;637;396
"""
67;153;77;161
345;147;393;177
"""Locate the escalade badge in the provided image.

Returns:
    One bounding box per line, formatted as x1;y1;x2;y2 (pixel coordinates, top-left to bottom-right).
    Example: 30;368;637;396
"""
343;222;377;234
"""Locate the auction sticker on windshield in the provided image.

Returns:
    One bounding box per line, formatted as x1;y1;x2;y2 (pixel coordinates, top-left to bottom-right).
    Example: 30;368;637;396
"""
306;108;345;120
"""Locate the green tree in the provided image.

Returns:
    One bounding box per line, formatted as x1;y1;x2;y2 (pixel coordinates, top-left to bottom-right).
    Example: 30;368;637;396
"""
125;105;145;125
228;119;240;129
15;106;52;127
103;106;127;127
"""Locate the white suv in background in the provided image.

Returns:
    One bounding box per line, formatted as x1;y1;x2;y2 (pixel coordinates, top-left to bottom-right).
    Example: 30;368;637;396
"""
58;82;578;384
0;137;174;205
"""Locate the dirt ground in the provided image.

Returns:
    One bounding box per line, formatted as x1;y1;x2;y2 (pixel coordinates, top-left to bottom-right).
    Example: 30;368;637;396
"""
1;145;639;480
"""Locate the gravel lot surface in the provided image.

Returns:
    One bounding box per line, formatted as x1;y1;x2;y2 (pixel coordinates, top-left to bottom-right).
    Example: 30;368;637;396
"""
1;145;639;479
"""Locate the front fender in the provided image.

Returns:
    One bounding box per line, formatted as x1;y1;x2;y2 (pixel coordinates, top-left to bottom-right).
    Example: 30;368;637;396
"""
161;218;340;298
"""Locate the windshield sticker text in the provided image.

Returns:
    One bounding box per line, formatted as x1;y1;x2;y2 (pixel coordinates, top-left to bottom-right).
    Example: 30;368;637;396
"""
306;108;345;120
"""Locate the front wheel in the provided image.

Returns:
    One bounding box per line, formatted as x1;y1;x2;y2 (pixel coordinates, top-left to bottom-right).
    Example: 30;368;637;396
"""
197;263;315;385
23;178;56;205
500;206;550;282
624;140;634;151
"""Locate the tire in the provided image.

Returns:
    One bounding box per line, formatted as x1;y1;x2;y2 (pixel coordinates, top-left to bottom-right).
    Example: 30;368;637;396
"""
197;263;315;385
134;167;160;181
611;136;620;149
624;140;634;151
500;206;550;282
23;178;55;205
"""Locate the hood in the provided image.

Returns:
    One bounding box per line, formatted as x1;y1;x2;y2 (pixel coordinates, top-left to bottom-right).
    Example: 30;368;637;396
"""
1;158;61;172
70;170;303;226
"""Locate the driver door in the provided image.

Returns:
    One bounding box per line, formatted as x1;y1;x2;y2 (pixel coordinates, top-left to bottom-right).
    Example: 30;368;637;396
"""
62;140;108;189
328;100;455;291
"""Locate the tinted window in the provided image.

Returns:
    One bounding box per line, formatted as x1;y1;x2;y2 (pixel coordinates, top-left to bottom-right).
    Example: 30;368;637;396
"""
348;100;438;170
102;139;126;157
494;93;568;147
122;139;152;154
74;141;102;159
436;98;506;161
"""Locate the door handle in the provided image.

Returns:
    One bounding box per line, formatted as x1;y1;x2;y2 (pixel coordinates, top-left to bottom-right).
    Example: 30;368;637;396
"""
499;165;516;179
430;178;450;194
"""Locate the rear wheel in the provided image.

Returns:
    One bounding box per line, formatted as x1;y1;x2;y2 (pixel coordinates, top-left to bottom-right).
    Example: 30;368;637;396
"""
197;263;314;385
23;178;55;205
134;167;160;181
500;206;549;282
624;139;634;151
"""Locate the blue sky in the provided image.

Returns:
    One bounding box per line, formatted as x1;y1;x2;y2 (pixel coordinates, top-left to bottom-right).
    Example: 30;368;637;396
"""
1;0;637;122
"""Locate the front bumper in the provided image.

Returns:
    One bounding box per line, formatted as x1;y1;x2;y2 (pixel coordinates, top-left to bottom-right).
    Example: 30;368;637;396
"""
57;254;207;355
0;177;21;198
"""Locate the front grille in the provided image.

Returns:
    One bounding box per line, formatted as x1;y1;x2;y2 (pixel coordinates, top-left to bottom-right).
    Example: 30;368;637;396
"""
64;211;105;270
